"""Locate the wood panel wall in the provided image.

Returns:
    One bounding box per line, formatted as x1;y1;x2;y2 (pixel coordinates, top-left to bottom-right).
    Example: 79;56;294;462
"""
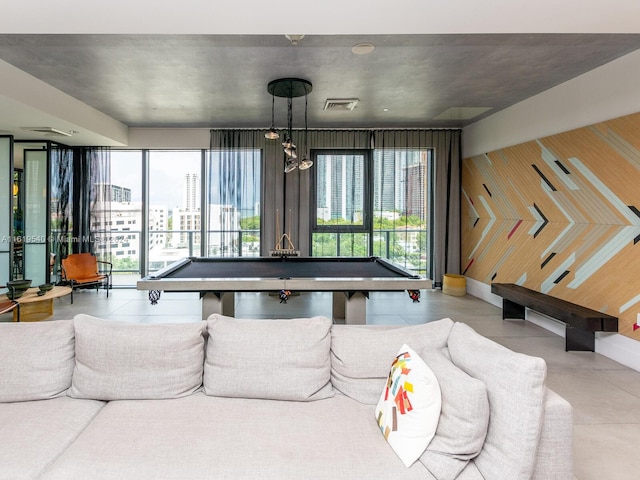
462;112;640;339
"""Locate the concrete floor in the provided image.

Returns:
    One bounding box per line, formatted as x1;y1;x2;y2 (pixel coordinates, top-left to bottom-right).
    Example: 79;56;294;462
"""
5;287;640;480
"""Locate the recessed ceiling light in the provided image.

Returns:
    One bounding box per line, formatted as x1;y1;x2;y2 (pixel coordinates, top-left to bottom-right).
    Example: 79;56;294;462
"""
352;42;375;55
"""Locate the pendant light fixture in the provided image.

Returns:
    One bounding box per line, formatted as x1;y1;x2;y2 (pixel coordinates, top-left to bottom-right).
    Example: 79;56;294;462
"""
264;93;280;140
266;77;313;173
298;94;313;170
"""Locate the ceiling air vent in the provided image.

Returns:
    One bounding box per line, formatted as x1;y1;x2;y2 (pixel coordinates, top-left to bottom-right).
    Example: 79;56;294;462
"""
23;127;73;137
323;98;359;111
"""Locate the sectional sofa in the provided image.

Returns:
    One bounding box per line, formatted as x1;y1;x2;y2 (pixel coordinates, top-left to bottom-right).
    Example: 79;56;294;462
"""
0;314;573;480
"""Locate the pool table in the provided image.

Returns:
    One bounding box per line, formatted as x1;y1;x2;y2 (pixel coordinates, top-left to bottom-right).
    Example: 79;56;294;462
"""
137;256;432;324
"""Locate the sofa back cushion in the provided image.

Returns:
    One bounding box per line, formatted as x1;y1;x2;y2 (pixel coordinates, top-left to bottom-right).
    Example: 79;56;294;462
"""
204;314;333;401
330;318;453;404
69;314;206;400
418;349;489;480
447;322;547;480
0;320;75;402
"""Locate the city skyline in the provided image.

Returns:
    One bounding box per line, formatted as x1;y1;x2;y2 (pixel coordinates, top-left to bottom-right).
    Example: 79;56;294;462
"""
111;150;261;219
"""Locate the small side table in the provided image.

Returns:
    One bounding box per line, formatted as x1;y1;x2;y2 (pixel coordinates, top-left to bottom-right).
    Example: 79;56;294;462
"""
0;286;72;322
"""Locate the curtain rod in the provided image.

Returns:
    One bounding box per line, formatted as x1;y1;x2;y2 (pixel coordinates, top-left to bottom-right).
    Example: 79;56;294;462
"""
209;127;462;132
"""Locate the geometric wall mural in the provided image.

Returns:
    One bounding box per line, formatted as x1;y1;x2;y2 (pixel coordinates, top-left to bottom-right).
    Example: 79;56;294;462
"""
462;112;640;340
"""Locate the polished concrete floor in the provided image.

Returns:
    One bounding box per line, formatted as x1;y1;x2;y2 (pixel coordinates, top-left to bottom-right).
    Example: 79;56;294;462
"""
6;287;640;480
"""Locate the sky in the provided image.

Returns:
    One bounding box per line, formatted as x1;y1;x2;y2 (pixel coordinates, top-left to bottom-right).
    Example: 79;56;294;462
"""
111;150;201;208
111;150;260;214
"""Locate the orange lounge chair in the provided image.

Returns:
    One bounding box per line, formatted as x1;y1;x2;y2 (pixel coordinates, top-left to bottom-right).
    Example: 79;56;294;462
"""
61;253;113;304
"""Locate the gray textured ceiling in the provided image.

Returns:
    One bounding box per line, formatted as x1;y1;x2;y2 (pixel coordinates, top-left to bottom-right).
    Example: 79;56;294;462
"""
2;33;640;130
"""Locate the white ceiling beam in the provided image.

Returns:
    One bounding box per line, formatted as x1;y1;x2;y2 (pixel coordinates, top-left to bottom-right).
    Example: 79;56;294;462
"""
2;1;640;35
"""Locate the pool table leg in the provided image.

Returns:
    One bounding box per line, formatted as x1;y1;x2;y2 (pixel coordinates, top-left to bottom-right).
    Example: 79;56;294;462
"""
202;292;235;320
332;292;367;325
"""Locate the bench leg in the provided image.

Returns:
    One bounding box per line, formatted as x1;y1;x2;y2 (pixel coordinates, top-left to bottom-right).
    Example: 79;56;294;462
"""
502;298;525;320
565;327;595;352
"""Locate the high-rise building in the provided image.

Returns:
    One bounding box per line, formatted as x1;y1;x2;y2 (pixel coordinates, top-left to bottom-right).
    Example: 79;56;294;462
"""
174;173;201;246
208;204;240;255
404;153;428;220
91;202;167;260
182;173;199;211
316;154;364;222
94;183;132;203
373;150;399;213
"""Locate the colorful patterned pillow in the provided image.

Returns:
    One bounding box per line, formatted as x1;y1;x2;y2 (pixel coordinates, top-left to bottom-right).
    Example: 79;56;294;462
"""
375;344;442;467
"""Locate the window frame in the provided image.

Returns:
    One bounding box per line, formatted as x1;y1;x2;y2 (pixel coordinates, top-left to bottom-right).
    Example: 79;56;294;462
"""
309;149;373;255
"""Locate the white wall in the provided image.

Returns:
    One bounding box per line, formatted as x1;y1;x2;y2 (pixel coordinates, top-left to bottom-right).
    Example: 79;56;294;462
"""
124;128;210;150
462;48;640;158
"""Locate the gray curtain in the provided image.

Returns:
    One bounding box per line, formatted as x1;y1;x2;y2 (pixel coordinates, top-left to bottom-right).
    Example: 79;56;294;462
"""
209;130;272;257
370;130;461;284
73;147;111;258
49;145;74;281
430;130;461;286
209;129;370;257
209;128;461;285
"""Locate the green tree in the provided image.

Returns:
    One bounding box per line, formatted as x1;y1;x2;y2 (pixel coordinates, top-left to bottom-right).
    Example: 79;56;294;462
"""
112;257;139;271
240;216;260;230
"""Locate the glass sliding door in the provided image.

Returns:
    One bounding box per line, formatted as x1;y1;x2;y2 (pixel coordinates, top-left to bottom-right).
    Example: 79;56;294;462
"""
0;136;12;284
23;149;48;285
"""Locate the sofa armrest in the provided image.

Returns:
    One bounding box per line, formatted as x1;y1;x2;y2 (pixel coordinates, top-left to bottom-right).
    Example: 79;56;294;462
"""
531;388;573;480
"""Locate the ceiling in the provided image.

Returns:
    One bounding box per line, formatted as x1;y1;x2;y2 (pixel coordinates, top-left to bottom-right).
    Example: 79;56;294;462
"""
1;32;640;146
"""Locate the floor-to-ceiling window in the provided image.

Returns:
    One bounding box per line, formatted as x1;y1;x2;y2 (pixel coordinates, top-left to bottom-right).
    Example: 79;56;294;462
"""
372;149;431;276
147;150;202;273
104;150;143;285
207;147;261;258
91;139;432;284
97;148;262;285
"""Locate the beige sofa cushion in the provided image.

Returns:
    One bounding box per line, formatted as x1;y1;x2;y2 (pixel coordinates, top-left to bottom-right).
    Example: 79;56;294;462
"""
0;396;104;479
69;315;206;400
330;318;454;404
39;393;436;480
0;320;75;402
204;315;333;401
418;350;490;480
447;322;547;480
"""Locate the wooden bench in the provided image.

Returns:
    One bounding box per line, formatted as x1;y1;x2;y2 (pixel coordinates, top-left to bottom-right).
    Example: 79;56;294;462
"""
491;283;618;352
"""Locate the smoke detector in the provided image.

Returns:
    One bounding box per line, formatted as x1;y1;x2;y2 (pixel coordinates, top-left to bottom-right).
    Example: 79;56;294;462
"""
323;98;359;111
23;127;73;137
352;43;375;55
